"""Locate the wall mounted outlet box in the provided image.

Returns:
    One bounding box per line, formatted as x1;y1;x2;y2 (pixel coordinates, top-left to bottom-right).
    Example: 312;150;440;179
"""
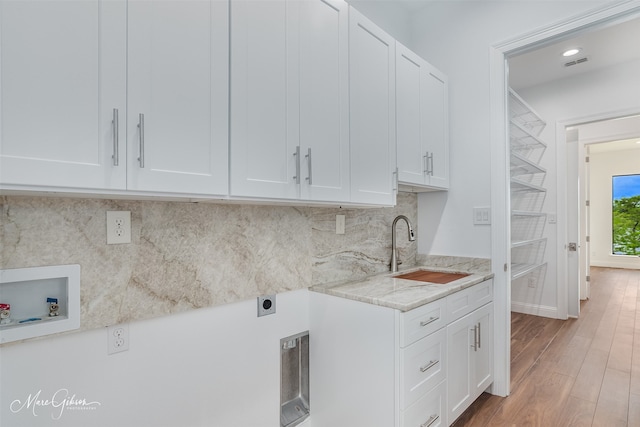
0;265;81;344
257;295;276;317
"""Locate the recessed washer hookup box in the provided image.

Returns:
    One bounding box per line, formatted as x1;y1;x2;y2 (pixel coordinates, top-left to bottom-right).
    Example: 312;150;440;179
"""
0;264;80;344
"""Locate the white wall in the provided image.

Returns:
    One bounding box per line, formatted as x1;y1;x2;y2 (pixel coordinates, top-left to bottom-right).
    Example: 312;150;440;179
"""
409;0;605;258
347;0;412;46
1;289;309;427
589;148;640;269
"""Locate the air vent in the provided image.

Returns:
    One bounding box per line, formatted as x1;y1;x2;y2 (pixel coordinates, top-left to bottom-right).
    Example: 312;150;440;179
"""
564;57;589;67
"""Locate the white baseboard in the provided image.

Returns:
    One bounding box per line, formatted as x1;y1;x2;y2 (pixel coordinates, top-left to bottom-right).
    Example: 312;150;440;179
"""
591;259;640;270
511;301;561;319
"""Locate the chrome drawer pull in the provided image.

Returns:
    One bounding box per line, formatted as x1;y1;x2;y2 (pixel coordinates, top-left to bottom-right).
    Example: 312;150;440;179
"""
419;359;439;373
420;316;439;327
421;414;439;427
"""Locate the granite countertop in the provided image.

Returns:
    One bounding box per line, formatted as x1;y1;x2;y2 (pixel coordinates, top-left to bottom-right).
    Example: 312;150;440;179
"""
310;265;494;312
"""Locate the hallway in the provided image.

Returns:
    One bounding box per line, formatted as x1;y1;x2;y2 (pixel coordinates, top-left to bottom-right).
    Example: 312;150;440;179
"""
452;267;640;426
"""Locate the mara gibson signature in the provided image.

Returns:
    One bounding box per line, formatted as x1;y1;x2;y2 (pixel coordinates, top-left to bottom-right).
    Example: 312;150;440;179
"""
10;388;101;420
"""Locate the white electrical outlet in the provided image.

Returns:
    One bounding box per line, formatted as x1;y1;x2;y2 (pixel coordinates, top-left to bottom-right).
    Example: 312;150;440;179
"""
107;323;129;355
106;211;131;244
336;215;346;235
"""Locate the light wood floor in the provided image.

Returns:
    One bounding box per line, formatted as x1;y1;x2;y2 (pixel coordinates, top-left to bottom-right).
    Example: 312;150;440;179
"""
452;267;640;427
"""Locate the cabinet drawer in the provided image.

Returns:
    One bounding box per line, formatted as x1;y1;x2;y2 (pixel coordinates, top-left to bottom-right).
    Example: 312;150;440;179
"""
399;297;447;347
400;327;446;410
446;279;493;323
400;380;446;427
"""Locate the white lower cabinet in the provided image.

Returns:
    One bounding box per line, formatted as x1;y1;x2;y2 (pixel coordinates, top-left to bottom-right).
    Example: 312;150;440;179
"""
447;301;493;424
310;279;493;427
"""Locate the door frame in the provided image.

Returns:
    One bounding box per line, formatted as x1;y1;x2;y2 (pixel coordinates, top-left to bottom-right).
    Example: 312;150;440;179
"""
557;107;640;317
489;1;640;397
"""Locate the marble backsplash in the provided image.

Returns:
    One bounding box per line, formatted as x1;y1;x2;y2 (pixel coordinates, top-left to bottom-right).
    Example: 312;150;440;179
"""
1;194;417;331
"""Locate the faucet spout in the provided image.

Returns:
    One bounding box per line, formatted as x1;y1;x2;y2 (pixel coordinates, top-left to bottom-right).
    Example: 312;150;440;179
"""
390;215;415;273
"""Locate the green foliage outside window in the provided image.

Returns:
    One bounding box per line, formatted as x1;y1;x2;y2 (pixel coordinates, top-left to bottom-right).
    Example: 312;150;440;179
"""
612;174;640;255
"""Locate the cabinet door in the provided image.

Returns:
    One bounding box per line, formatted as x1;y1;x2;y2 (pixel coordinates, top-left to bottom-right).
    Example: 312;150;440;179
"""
423;66;449;189
0;0;126;190
396;43;427;186
230;0;299;200
127;0;228;196
447;302;493;424
298;0;350;202
473;302;493;397
446;309;474;423
349;7;396;206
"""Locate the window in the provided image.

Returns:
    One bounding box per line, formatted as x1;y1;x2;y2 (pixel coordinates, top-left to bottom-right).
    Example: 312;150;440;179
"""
612;174;640;255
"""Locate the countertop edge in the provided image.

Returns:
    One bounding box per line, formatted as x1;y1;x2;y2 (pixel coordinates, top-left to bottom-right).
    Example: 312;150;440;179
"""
310;266;494;312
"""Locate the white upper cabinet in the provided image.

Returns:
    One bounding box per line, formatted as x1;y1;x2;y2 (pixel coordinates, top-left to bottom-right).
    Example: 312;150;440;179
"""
127;0;229;195
1;0;228;196
396;42;449;191
0;0;127;190
349;7;397;206
298;0;350;202
230;0;299;200
230;0;349;202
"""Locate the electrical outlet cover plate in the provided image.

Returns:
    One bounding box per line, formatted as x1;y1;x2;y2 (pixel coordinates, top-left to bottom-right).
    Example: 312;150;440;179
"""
107;323;129;355
106;211;131;244
257;295;276;317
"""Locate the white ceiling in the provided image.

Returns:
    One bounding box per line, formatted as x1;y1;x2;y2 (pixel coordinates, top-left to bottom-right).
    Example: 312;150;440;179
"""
508;16;640;90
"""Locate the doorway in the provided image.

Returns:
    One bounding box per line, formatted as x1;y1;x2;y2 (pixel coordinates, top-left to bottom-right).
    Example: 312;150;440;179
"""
489;3;640;397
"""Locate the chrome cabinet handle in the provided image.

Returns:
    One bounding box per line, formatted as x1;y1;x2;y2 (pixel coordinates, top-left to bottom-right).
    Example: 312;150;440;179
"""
419;359;439;373
420;316;439;327
293;146;300;184
426;152;434;176
421;414;439;427
137;113;145;168
478;321;482;349
305;147;312;185
429;153;434;176
112;108;119;166
423;152;428;174
471;325;478;351
393;167;398;193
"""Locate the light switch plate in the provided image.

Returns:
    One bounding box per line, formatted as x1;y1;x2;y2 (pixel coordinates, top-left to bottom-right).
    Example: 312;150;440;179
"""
473;207;491;225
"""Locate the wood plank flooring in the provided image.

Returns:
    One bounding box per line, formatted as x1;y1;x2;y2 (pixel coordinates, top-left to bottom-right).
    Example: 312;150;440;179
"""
451;267;640;427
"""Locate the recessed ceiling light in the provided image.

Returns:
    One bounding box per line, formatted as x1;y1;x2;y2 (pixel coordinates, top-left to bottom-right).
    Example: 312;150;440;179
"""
562;48;582;57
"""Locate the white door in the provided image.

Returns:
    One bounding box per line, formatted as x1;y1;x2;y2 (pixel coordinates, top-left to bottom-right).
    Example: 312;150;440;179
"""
424;67;449;189
127;0;228;196
230;0;300;200
0;0;126;190
298;0;350;202
349;7;396;206
566;128;581;317
396;43;426;186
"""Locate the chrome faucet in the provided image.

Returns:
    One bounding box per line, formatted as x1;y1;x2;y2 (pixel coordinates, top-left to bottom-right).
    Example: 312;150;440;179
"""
390;215;415;272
